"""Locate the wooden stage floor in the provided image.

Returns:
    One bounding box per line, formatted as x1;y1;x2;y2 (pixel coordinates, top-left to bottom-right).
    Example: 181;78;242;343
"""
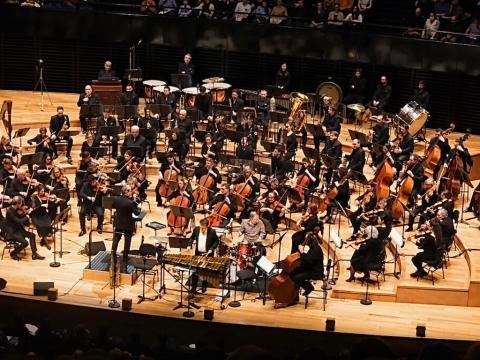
1;90;480;343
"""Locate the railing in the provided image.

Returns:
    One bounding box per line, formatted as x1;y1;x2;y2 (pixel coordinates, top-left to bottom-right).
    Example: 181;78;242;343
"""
19;1;480;47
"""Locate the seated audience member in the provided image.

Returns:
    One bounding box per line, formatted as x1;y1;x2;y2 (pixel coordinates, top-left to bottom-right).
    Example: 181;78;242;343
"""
254;0;270;23
344;5;363;25
140;0;157;14
234;0;252;21
178;0;192;17
404;7;425;37
311;2;327;28
327;3;344;25
158;0;177;15
270;0;288;24
422;12;440;39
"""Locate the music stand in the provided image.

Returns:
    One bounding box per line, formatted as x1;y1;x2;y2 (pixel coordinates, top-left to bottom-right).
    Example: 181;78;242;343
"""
19;152;44;167
107;172;122;184
224;129;242;143
52;207;70;260
171;73;191;91
194;129;207;143
58;130;81;138
305;123;326;138
261;141;276;153
52;188;69;201
168;236;191;249
124;68;143;82
303;146;320;160
169;205;194;223
140;128;157;141
80;104;103;133
218;153;236;167
122;146;143;160
89;146;109;160
348;129;369;146
156;151;168;164
13;128;30;148
270;110;287;124
110;184;123;196
232;158;254;169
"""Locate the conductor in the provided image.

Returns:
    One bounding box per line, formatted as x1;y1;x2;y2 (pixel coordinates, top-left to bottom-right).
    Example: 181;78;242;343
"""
111;187;142;273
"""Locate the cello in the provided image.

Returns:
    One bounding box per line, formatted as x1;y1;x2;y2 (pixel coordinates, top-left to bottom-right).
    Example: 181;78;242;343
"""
373;154;394;203
207;197;231;227
424;124;455;179
233;180;253;212
158;164;179;199
167;180;191;233
288;161;313;206
192;169;216;206
317;173;349;213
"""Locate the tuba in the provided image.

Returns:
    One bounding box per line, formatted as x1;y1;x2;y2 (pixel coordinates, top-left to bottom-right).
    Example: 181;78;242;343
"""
288;92;309;132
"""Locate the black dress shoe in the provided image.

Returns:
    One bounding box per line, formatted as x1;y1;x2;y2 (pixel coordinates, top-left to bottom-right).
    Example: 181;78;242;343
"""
11;253;21;261
405;227;414;232
40;239;51;251
78;230;86;237
32;253;45;260
97;227;103;234
201;280;208;293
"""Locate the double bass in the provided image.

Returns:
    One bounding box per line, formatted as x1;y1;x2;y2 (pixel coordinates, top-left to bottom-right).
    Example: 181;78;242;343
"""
268;248;302;305
373;154;394;203
391;167;414;220
424;124;455;179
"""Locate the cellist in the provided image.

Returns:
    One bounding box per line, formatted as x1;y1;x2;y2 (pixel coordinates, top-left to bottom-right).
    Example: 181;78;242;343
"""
406;178;438;232
290;157;319;212
193;158;221;204
290;203;320;253
155;152;183;207
206;183;236;227
165;176;194;236
231;165;260;220
320;167;350;224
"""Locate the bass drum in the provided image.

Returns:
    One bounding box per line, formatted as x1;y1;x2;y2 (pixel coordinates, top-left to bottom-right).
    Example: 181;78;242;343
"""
397;101;429;136
315;81;343;106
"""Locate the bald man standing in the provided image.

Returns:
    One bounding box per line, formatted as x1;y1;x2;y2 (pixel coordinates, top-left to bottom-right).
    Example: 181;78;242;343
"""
77;84;102;133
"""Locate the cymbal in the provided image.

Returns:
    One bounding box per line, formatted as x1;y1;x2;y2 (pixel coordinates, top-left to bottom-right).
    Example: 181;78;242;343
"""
347;103;366;112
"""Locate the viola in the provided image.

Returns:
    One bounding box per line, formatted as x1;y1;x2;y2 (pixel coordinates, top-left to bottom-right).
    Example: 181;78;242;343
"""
167;190;191;230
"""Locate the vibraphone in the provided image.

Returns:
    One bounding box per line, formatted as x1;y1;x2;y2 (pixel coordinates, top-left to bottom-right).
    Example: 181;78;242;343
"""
163;253;231;288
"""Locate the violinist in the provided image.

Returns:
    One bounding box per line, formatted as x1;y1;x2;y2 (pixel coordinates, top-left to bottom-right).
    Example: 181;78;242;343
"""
259;192;285;231
231;165;260;220
206;183;237;226
7;169;35;203
75;151;94;192
444;137;473;181
78;174;107;236
391;126;414;175
290;228;324;300
128;160;149;201
111;185;142;273
48;166;70;221
30;184;55;250
435;207;456;250
236;136;255;161
28;127;55;158
375;199;393;241
6;196;45;261
400;154;425;203
0;135;19;163
95;110;119;160
168;129;188;162
138;108;163;159
35;153;54;185
321;167;350;224
349;182;377;236
166;176;194;235
81;133;96;156
237;115;258;150
290;203;320;254
116;150;135;182
427;128;451;178
346;225;385;283
345;139;365;178
0;158;16;191
50;106;73;163
410;222;440;278
189;218;219;294
228;89;245;125
201;133;219;163
156;152;183;207
271;146;293;182
207;114;225;151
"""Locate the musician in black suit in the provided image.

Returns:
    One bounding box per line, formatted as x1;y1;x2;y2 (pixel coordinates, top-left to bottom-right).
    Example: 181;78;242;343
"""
406;178;438;232
391;126;414;174
155;86;177;117
121;125;147;161
6;196;44;261
368;75;392;110
77;85;102;133
78;175;106;236
189;218;219;293
111;188;142;273
97;60;117;80
256;89;270;141
50;106;73;162
228;89;245;125
95;111;119;159
271;146;293;182
321;131;342;164
290;229;324;299
401;154;425;204
138;108;163;159
369;116;390;165
236;137;254;160
345;139;365;177
178;53;195;87
120;83;140;106
343;68;367;105
412;80;430;109
283;123;297;161
176;109;193;146
194;158;222;196
27;127;56;159
290;204;319;253
194;86;211;120
427;128;451;178
237;116;258;149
